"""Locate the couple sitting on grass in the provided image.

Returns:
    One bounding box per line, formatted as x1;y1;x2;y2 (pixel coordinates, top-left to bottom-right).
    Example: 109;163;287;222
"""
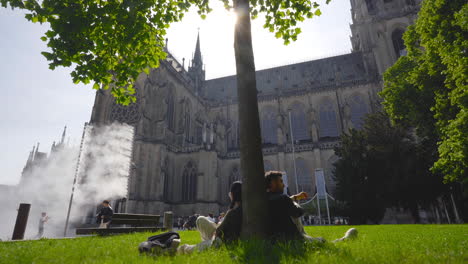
177;171;357;254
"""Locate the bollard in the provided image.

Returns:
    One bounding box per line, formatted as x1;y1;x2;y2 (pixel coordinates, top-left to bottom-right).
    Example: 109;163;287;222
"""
12;203;31;240
163;211;173;231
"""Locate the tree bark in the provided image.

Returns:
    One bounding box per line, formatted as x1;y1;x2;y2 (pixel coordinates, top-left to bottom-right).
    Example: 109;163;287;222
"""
234;0;268;238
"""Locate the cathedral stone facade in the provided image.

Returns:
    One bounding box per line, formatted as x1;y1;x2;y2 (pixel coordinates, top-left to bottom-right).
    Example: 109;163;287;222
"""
89;0;422;216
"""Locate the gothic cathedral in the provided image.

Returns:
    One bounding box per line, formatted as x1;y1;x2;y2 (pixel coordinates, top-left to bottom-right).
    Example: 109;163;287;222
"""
89;0;422;216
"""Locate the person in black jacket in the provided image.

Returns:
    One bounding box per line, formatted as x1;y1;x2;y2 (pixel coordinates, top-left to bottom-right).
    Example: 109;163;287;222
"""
96;200;113;228
265;171;309;241
265;171;358;243
215;181;242;243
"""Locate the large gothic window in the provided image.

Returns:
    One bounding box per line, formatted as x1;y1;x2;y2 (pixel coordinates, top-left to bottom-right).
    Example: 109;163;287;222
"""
227;122;240;150
184;100;191;143
225;166;241;203
319;100;340;138
166;91;175;131
195;123;203;145
350;94;369;129
162;158;170;201
296;158;313;194
392;28;406;58
110;86;141;125
229;166;241;184
181;161;197;201
325;156;339;195
264;160;274;172
289;103;310;142
261;107;278;145
365;0;376;13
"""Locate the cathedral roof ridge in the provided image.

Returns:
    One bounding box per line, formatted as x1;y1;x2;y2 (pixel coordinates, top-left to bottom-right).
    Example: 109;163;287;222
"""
202;51;368;102
164;47;187;73
205;50;355;81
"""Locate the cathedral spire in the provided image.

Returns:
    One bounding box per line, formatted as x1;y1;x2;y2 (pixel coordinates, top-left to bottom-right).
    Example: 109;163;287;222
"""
193;30;202;68
188;29;206;96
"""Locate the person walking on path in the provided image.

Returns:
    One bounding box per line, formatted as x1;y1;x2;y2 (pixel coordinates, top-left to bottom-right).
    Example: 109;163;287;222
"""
35;212;49;239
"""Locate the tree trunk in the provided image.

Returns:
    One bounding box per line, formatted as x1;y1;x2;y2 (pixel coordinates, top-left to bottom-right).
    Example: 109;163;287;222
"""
234;0;268;238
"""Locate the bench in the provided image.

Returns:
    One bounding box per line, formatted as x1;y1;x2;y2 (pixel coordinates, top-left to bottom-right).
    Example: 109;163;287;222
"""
76;213;164;235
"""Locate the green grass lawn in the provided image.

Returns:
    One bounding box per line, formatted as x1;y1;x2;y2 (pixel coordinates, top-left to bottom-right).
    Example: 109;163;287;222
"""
1;225;467;264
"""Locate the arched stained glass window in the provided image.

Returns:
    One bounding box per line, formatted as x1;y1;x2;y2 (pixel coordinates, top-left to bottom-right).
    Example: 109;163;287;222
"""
296;158;313;194
166;91;175;130
319;101;340;138
392;28;406;58
181;161;197;201
289;103;310;142
350;94;368;129
261;107;278;144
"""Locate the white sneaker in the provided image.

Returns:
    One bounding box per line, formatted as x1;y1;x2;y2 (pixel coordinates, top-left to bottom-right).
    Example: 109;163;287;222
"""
177;244;196;254
304;234;326;243
168;238;181;254
333;228;358;243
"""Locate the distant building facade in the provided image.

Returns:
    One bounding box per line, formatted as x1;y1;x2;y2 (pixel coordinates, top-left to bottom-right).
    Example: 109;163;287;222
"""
88;0;422;216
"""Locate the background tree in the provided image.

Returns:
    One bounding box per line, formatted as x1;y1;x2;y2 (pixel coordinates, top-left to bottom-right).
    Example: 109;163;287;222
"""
333;128;386;224
334;112;445;224
2;0;330;238
381;0;467;190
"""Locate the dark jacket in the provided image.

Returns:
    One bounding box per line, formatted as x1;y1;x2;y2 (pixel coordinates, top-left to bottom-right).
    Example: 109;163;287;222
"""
267;192;304;240
215;206;242;243
96;206;113;223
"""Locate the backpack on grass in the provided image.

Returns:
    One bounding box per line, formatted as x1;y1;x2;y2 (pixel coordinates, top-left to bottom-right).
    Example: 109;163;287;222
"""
138;231;181;255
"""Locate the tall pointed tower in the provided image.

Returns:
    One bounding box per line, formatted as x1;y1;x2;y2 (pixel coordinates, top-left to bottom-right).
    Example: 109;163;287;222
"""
188;31;206;96
349;0;421;76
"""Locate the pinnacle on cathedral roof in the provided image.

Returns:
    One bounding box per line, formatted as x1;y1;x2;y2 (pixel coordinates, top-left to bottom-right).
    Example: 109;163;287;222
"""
60;125;67;145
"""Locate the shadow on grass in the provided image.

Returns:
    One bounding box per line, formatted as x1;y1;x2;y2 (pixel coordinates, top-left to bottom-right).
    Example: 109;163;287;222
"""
227;239;344;263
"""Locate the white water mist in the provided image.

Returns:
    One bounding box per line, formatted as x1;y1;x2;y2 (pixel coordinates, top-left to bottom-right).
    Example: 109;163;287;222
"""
0;122;134;240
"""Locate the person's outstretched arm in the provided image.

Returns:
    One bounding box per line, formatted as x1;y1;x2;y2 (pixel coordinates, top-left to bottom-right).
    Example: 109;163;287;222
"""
284;196;304;218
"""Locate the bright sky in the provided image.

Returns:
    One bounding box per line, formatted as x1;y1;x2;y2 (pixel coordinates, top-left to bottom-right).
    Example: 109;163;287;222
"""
0;0;351;185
